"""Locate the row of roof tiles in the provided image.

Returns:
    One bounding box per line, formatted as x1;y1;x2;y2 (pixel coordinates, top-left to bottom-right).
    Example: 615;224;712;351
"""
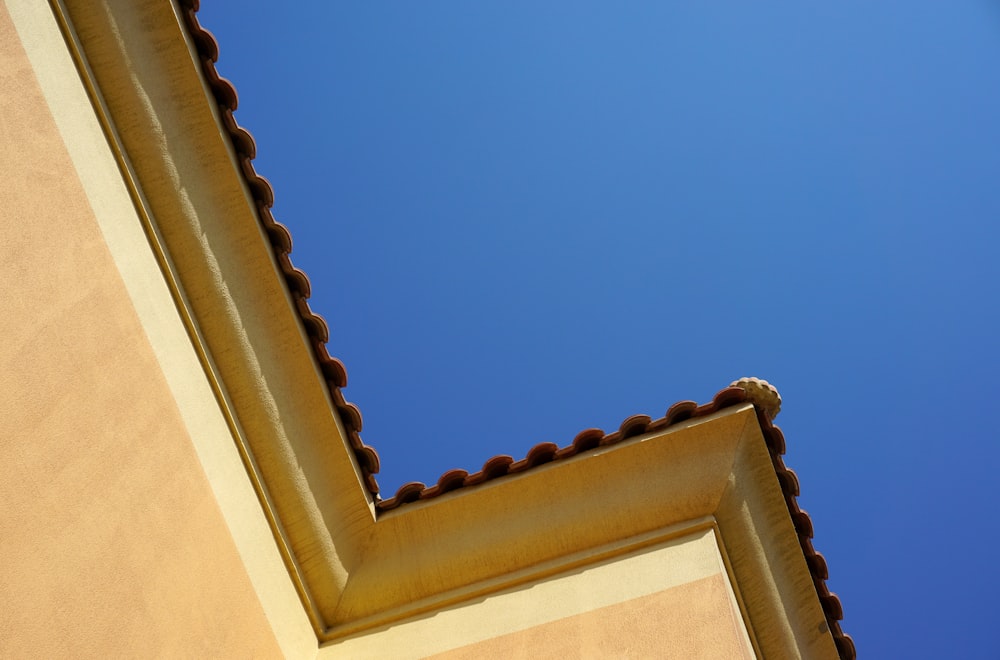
179;0;382;496
377;382;853;658
179;4;852;657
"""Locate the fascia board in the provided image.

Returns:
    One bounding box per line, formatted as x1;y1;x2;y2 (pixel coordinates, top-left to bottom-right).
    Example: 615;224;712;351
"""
322;405;838;656
55;0;375;633
322;406;782;637
716;412;841;659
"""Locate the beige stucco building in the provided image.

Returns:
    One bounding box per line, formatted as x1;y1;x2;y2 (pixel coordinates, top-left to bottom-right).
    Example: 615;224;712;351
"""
0;1;853;657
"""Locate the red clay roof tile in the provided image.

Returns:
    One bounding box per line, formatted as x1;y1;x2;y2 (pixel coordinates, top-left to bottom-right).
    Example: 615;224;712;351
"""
178;1;381;498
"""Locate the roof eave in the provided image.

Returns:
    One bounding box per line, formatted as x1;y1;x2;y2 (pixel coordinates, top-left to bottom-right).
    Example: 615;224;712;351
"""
56;1;851;656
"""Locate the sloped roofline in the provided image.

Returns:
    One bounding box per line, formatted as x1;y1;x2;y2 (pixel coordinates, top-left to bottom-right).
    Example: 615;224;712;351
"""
179;4;852;656
59;1;852;656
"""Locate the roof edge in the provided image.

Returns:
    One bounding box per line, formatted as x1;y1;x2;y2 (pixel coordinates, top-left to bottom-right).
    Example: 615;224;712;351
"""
177;0;383;497
178;5;851;655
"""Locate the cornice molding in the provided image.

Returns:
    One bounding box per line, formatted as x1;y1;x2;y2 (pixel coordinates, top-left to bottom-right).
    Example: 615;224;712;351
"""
53;3;846;658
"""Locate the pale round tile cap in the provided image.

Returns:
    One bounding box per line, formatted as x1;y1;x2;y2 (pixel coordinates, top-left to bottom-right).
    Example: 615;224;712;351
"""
730;377;782;421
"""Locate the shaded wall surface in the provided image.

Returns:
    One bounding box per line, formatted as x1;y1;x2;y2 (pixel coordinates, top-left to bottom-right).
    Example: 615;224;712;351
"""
0;3;281;656
433;574;749;660
320;528;755;659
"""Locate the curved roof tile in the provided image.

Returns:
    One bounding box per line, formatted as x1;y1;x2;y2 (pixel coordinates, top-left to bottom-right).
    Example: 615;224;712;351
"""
179;0;381;495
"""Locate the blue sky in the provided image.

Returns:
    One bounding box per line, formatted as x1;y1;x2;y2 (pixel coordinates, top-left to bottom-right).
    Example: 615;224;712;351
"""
199;2;1000;656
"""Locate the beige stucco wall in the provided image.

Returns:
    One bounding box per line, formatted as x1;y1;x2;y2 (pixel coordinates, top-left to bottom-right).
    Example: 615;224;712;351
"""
433;574;749;660
0;2;286;656
320;527;754;659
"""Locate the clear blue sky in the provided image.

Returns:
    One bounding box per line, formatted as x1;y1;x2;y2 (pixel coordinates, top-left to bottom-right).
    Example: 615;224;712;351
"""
199;2;1000;656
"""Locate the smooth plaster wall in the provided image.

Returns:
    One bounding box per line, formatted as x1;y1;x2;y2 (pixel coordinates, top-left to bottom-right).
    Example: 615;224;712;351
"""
320;527;755;659
0;3;282;656
432;574;752;660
